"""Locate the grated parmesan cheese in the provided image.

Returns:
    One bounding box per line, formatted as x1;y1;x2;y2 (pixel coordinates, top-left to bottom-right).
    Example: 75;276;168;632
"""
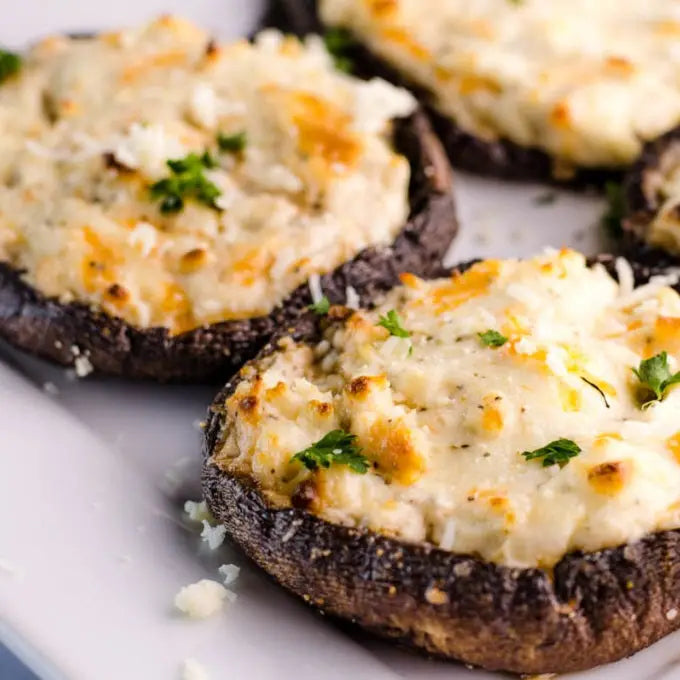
200;521;226;550
189;83;218;130
74;355;94;378
113;123;186;177
308;274;323;305
218;563;240;586
181;658;210;680
174;579;228;619
615;257;635;297
352;78;417;133
439;519;457;551
128;222;158;257
184;500;213;523
345;285;360;309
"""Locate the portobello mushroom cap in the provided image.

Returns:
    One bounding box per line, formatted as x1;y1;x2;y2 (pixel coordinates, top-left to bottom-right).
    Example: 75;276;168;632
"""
203;255;680;675
0;94;456;382
264;0;620;186
622;126;680;267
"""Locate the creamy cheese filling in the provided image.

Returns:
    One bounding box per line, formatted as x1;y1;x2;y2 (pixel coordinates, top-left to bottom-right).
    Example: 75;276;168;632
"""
320;0;680;170
0;17;415;333
214;249;680;568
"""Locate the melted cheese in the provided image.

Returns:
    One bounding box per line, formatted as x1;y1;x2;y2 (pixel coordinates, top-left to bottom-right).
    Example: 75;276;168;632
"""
0;17;415;333
213;249;680;567
320;0;680;170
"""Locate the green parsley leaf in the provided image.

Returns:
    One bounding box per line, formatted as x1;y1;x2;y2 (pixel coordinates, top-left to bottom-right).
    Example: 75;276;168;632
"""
332;55;354;74
150;152;221;214
157;192;184;214
377;309;410;338
323;28;356;73
167;151;217;173
0;49;21;84
602;181;625;238
217;131;247;153
633;351;680;405
478;330;508;348
309;295;330;315
521;439;581;469
291;430;369;474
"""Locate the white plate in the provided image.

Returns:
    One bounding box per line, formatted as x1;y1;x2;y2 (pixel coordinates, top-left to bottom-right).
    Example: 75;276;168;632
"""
1;3;680;679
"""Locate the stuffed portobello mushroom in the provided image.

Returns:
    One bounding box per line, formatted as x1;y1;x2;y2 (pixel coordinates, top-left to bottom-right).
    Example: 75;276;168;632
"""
0;17;456;381
204;248;680;674
270;0;680;184
621;126;680;267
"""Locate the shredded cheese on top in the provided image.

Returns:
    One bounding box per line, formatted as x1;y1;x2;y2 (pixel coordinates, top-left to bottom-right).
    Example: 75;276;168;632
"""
213;249;680;568
0;17;415;333
174;579;229;619
320;0;680;170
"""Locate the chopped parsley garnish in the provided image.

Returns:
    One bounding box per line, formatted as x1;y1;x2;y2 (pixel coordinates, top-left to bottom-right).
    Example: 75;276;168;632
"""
602;181;625;238
0;49;21;84
291;430;369;474
309;295;330;315
217;131;247;153
521;439;581;469
377;309;410;338
323;28;356;73
150;151;221;214
478;330;508;348
633;351;680;406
